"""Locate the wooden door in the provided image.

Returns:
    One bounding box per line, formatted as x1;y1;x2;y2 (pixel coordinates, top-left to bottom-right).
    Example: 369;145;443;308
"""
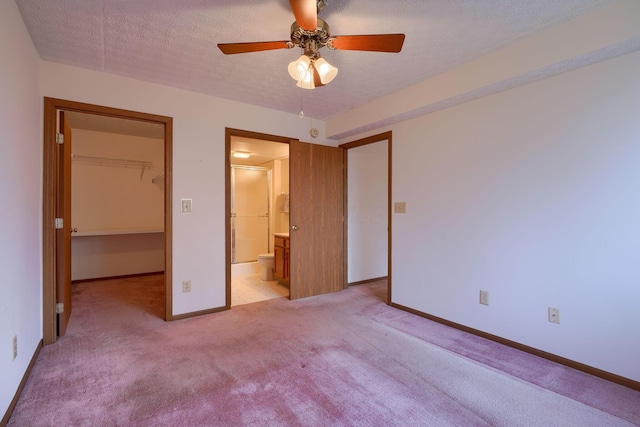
289;140;344;299
56;112;72;335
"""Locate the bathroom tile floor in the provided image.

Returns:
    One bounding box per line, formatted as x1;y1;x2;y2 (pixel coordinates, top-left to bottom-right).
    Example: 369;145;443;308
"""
231;273;289;306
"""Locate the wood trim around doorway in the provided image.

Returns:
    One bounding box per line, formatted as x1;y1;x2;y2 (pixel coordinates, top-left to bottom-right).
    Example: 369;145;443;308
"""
339;131;393;304
224;128;296;308
42;97;174;345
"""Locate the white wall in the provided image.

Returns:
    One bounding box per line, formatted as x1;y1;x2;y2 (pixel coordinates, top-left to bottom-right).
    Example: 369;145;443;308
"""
40;61;331;316
71;129;164;233
330;1;640;383
70;129;165;280
376;50;640;381
347;141;388;282
72;233;164;280
0;0;42;417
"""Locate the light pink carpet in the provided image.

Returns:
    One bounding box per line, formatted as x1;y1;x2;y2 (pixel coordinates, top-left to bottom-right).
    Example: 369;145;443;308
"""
9;275;640;426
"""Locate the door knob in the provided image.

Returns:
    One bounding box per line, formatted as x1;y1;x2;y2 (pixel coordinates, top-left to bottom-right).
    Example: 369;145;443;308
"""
71;228;78;233
291;225;298;230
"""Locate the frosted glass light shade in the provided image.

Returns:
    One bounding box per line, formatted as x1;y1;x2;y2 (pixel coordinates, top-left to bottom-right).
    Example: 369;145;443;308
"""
288;55;311;82
296;70;315;89
314;58;338;84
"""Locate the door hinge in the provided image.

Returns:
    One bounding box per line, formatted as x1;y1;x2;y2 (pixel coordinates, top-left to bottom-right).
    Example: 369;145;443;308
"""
56;303;64;314
55;218;64;229
56;133;64;145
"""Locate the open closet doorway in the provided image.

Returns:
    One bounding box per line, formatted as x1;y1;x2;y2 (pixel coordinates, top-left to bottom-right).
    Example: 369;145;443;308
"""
228;133;291;306
67;112;165;282
341;132;392;302
42;98;173;345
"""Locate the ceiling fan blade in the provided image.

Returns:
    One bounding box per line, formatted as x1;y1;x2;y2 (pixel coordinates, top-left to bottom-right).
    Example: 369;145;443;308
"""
330;34;406;53
289;0;318;31
218;41;291;55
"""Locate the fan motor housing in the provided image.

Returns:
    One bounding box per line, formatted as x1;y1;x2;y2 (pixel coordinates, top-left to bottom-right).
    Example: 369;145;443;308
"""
290;18;332;53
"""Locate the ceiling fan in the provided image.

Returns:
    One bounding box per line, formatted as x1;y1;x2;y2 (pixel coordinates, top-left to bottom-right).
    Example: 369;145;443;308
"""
217;0;405;89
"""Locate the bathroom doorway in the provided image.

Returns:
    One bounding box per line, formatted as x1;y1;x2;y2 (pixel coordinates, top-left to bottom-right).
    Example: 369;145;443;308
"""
229;135;290;306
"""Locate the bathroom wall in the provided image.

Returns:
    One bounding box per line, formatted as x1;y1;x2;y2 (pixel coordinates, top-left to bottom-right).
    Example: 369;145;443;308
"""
273;159;290;235
71;128;164;280
260;158;290;252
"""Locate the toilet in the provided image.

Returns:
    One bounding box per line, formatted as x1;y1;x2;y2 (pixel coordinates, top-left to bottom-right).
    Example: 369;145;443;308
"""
257;253;275;281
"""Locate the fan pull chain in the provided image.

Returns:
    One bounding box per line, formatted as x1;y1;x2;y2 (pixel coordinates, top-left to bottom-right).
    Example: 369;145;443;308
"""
299;90;304;118
308;89;313;129
298;46;305;118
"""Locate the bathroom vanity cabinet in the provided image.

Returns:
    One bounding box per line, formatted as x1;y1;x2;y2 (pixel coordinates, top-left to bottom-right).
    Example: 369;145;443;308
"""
274;234;290;281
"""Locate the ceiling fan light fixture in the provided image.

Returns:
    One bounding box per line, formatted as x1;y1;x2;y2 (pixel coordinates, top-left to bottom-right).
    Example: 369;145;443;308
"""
314;57;338;84
296;70;315;89
218;2;406;93
288;54;312;82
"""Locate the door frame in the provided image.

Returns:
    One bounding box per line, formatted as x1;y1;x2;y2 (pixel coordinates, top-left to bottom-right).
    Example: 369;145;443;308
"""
42;97;174;345
224;128;295;308
339;131;393;304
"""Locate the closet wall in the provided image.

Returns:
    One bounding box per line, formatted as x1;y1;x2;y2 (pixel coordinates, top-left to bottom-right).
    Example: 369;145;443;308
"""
71;128;164;280
347;141;388;283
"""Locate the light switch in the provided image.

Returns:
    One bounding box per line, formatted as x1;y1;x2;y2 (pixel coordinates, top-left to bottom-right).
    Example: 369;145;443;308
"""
394;202;407;213
181;198;192;214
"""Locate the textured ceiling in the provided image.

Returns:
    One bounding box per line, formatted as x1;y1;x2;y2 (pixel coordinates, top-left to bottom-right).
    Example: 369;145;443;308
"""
16;0;618;120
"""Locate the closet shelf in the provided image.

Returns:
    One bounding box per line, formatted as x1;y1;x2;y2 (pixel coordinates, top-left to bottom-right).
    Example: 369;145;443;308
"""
73;228;164;237
72;154;155;179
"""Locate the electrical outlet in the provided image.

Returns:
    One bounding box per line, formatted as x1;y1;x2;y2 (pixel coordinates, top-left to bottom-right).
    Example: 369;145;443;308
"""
479;290;489;305
12;335;17;360
548;307;560;324
182;280;192;293
394;202;407;213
